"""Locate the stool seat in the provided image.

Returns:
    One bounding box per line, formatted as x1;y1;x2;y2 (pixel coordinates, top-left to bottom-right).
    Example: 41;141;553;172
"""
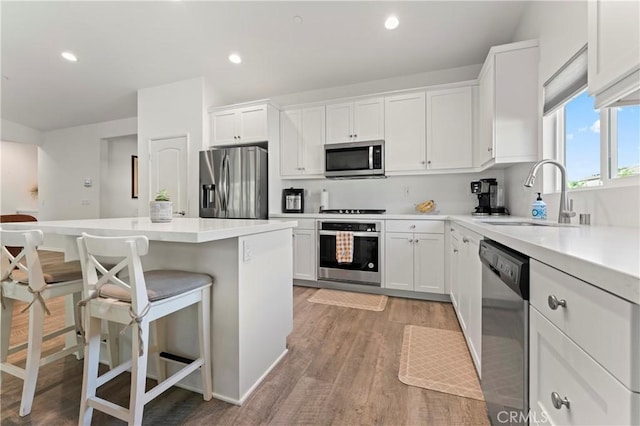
10;259;83;284
99;270;212;302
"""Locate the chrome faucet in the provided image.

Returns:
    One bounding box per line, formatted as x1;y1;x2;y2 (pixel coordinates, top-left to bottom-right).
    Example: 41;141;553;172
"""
523;159;576;223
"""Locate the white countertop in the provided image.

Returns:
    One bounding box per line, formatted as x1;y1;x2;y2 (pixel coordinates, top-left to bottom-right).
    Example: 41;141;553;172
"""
2;217;298;243
271;212;640;304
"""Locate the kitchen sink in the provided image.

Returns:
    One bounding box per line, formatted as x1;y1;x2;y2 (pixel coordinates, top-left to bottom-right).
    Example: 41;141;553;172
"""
479;220;578;227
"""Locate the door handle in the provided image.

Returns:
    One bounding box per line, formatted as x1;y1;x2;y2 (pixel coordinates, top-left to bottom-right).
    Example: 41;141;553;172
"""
174;211;186;216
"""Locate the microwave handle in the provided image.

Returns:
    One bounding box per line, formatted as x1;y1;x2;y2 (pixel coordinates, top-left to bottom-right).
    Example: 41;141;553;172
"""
369;146;373;170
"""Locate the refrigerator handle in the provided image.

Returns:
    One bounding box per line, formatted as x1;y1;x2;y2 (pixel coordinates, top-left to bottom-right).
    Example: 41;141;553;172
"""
222;154;231;214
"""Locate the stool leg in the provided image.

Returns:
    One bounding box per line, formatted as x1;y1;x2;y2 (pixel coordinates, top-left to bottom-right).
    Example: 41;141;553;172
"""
71;291;84;360
106;321;120;368
0;297;14;365
79;316;102;426
150;319;166;383
198;287;213;401
19;300;46;416
128;319;150;426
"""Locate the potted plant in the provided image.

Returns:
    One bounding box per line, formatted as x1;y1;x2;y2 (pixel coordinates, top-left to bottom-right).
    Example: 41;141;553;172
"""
150;189;173;223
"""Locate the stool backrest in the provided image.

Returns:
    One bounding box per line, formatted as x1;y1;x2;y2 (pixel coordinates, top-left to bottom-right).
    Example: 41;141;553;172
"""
0;229;47;292
0;214;38;257
77;233;150;313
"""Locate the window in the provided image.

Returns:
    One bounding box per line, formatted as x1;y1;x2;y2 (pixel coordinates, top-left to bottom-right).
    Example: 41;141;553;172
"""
564;91;601;188
612;105;640;178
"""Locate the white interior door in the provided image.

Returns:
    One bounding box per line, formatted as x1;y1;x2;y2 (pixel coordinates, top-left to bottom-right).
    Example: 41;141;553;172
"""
149;136;188;217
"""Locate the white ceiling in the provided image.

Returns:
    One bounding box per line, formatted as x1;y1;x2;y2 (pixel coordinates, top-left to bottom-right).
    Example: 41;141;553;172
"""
1;1;529;132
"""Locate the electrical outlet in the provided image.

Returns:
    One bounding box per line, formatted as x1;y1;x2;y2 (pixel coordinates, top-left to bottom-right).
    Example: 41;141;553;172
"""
81;199;90;205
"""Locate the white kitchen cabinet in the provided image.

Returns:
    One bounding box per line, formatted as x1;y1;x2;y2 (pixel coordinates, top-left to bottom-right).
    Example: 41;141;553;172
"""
384;91;427;172
588;0;640;108
279;107;325;178
292;228;316;281
449;227;460;309
326;97;384;144
529;308;640;426
449;223;482;373
385;220;444;294
476;40;539;167
426;86;474;170
210;103;271;146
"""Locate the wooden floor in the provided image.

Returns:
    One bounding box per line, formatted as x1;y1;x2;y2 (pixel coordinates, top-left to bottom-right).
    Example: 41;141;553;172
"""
1;284;489;425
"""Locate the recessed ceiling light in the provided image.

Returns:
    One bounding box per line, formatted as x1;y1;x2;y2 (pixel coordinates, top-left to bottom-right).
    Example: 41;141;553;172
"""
228;53;242;64
61;51;78;62
385;16;399;30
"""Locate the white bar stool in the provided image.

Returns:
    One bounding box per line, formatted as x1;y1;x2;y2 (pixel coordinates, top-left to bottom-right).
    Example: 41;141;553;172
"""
0;229;85;416
76;233;213;426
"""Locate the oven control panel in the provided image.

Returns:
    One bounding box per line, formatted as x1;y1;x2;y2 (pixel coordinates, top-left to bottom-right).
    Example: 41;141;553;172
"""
320;222;379;232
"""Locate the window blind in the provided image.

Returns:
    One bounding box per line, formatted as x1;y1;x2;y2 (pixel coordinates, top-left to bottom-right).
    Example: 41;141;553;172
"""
543;45;588;115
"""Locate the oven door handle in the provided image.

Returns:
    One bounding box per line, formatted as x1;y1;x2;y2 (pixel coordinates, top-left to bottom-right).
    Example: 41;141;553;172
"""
318;230;380;237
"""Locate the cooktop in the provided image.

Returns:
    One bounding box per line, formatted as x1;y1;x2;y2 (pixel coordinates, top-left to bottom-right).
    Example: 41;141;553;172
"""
319;209;386;214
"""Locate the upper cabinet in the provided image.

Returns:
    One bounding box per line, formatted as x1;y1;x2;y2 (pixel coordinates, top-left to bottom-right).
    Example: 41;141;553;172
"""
477;40;539;167
280;106;325;178
210;103;272;146
588;0;640;108
384;91;427;172
426;86;474;170
326;97;384;144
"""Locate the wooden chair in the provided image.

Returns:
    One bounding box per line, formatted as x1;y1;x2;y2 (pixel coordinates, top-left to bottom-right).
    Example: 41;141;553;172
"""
76;233;213;426
0;228;85;416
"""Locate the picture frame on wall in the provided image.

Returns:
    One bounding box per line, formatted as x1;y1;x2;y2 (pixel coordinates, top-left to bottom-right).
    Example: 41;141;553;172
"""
131;155;138;199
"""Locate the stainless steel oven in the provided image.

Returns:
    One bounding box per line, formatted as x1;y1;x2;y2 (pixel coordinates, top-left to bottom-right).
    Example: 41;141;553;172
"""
317;220;381;286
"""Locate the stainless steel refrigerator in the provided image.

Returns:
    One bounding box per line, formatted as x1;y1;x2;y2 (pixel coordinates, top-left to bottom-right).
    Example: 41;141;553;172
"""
199;146;268;219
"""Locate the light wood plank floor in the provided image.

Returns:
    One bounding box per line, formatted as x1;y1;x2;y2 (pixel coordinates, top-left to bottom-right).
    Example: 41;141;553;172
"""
1;280;489;425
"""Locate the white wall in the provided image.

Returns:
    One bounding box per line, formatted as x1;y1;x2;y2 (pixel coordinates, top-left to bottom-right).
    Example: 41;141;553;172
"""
506;1;640;227
137;77;206;217
1;119;43;146
270;64;481;108
282;170;505;215
100;135;138;218
39;117;137;220
0;141;38;215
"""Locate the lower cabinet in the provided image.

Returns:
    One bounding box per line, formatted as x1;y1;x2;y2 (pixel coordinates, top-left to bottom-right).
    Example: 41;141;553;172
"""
449;223;482;373
292;228;316;281
385;231;444;294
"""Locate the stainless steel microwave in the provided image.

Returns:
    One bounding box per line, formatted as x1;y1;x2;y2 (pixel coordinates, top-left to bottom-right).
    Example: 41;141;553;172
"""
324;140;385;178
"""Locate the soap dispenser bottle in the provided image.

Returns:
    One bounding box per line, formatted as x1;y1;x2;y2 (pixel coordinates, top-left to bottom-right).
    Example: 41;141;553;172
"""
532;192;547;220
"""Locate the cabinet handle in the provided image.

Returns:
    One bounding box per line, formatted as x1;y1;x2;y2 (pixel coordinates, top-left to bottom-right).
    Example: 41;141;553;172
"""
450;228;454;232
408;239;413;243
462;237;469;243
548;295;567;310
410;225;416;229
237;135;241;139
453;249;459;253
349;134;353;138
414;239;419;244
234;136;237;140
551;392;570;410
427;160;431;165
421;160;426;165
354;134;358;138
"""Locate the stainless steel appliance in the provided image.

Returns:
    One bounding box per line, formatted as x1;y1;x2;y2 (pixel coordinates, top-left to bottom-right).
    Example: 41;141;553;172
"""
317;220;381;286
199;146;268;219
471;178;507;216
324;140;384;178
479;239;530;426
282;188;304;213
319;209;386;214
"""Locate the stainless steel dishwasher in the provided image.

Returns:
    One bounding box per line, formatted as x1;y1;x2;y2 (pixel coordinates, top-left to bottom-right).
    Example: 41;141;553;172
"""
479;239;530;426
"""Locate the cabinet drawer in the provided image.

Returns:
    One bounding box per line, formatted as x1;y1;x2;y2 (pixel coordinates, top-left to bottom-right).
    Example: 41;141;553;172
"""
530;308;640;426
293;219;316;230
386;220;444;234
530;260;640;391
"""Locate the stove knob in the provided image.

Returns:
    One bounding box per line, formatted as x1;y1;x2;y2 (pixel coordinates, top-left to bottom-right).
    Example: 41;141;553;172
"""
339;209;344;214
356;209;361;214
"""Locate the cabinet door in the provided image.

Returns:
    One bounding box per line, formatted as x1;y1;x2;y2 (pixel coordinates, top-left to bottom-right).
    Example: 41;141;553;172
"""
588;0;640;103
353;97;384;141
301;106;325;175
279;110;302;176
238;105;268;143
326;102;353;144
477;59;495;166
464;233;482;373
426;87;473;169
384;92;427;172
384;232;414;291
413;233;444;294
449;233;460;308
292;229;316;281
211;110;238;145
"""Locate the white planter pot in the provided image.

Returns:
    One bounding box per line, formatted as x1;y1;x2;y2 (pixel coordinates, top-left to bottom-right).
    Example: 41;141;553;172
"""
150;201;173;223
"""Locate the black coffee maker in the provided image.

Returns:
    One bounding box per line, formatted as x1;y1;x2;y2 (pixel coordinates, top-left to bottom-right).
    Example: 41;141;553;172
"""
470;178;507;216
282;188;304;213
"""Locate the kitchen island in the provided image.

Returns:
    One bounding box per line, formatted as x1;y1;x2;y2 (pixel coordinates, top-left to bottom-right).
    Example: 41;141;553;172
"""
2;217;297;405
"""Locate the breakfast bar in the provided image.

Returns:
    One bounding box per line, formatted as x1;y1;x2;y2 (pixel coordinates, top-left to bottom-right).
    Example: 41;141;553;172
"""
3;217;298;405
